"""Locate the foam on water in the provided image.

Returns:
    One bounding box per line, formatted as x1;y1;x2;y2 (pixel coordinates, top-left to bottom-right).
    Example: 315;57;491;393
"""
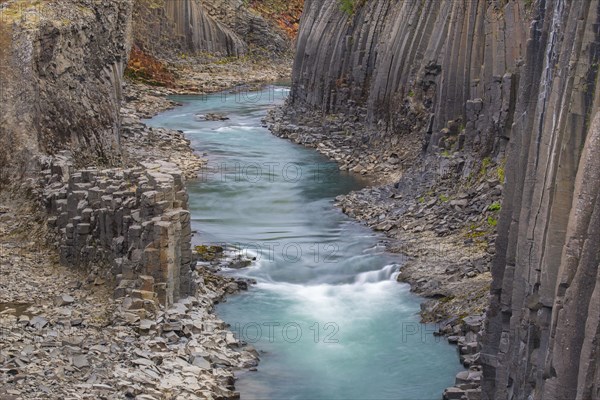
354;263;399;284
215;125;256;133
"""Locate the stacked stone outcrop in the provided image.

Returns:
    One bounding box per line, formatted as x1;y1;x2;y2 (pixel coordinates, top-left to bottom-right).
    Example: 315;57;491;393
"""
42;156;193;307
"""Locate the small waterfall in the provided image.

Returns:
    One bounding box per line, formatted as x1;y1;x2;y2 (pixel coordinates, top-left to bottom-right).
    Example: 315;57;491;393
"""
354;264;399;284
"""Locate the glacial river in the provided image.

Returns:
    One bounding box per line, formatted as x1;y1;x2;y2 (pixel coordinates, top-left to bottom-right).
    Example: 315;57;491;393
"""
147;86;462;399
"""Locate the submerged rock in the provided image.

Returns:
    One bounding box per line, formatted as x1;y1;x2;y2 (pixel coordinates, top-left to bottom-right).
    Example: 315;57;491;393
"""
196;112;230;121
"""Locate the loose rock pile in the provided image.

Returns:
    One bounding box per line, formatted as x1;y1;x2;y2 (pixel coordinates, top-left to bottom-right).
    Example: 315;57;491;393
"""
120;106;205;181
333;164;498;325
266;106;421;184
440;316;485;400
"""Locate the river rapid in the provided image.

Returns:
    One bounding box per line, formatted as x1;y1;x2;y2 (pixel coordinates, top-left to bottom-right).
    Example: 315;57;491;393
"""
146;86;462;400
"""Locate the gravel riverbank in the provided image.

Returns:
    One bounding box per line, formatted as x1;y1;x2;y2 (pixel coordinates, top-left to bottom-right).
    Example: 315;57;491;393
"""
0;192;260;399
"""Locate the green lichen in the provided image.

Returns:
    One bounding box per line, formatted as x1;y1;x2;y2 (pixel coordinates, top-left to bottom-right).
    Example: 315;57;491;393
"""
339;0;355;14
195;245;225;261
496;157;506;183
488;202;501;212
497;165;505;183
481;157;492;170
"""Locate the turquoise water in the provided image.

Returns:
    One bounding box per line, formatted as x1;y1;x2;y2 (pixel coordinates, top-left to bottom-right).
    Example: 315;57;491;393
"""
146;86;462;400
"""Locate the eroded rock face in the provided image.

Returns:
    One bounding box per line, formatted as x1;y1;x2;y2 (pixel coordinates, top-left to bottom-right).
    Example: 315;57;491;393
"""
42;156;193;307
132;0;290;59
200;0;291;54
0;0;133;166
161;0;247;56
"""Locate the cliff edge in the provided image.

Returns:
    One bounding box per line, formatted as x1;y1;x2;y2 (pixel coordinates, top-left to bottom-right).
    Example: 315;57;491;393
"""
0;0;132;174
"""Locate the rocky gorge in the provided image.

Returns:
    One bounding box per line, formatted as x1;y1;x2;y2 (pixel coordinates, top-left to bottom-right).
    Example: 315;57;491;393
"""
0;0;598;399
271;0;600;399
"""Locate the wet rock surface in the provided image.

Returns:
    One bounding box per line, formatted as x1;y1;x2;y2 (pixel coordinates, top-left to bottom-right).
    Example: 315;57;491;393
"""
197;113;230;122
439;316;485;400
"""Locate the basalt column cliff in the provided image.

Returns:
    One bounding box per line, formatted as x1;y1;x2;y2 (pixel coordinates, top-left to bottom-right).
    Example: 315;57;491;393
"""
290;0;528;158
482;1;600;399
0;0;276;397
284;0;600;399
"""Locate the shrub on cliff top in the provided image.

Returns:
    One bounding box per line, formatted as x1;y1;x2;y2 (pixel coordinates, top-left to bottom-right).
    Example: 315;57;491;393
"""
339;0;367;15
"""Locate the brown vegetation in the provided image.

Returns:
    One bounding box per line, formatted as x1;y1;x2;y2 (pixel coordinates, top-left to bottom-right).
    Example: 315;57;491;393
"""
249;0;304;39
124;45;175;87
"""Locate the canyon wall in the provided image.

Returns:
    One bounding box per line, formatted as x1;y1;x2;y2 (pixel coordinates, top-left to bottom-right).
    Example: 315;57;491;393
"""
132;0;247;58
0;0;289;176
0;0;206;307
131;0;290;59
291;0;528;157
289;0;600;399
482;0;600;398
0;0;133;169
